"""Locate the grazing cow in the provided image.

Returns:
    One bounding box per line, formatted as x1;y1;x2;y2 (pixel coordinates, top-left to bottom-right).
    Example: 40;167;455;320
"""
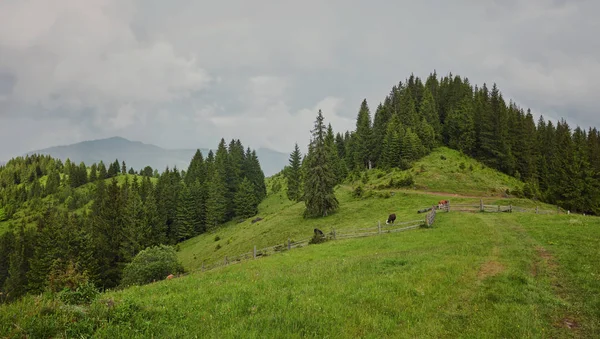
251;217;263;224
166;274;174;280
438;200;449;209
314;228;324;236
386;213;396;225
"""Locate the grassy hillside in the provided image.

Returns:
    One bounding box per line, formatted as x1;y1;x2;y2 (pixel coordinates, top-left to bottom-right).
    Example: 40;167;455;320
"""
366;147;525;197
177;147;543;272
1;210;598;338
3;146;598;337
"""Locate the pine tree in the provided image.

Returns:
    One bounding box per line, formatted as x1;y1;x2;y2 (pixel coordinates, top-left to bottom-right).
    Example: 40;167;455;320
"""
398;89;419;128
121;161;127;175
234;177;258;219
381;114;403;169
98;161;107;180
286;143;302;202
303;110;339;217
354;99;373;170
326;123;344;184
174;185;195;241
445;97;476;154
371;103;392;167
89;163;98;182
419;87;441;142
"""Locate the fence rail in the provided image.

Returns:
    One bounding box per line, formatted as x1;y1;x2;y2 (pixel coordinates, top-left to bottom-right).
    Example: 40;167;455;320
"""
176;208;439;279
419;199;570;216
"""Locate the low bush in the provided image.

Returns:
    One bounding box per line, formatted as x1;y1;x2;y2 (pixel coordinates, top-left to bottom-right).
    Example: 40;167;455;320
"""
120;245;184;287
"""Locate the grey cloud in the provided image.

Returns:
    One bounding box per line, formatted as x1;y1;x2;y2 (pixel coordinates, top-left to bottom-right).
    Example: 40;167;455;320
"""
0;0;598;161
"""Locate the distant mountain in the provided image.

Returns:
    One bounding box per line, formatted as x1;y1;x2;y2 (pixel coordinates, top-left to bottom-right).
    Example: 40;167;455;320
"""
25;137;288;177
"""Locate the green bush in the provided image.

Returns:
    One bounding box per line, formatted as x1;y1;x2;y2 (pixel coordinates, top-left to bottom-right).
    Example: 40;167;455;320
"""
58;281;99;305
352;185;364;198
120;245;184;287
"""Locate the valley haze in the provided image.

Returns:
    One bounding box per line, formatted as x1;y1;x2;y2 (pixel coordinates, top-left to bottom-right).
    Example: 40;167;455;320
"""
21;136;288;177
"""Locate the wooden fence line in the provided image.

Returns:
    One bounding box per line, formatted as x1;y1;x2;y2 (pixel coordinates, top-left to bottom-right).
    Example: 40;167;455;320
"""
419;199;569;216
180;209;439;278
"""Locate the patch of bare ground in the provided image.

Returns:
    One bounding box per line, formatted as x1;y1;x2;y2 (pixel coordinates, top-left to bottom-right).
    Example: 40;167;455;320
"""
478;260;505;279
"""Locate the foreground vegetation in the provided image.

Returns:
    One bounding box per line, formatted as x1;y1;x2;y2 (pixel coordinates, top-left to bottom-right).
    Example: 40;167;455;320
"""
1;209;598;338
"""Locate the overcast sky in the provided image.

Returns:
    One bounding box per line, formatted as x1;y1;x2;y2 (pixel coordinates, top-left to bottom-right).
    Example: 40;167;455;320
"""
0;0;598;160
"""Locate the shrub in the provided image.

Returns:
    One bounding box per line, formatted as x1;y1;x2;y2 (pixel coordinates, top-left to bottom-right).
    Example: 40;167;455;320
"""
361;172;369;184
308;231;331;245
459;162;466;170
397;174;415;187
440;155;447;160
214;235;221;242
120;245;184;287
58;281;99;305
469;164;474;171
352;185;364;198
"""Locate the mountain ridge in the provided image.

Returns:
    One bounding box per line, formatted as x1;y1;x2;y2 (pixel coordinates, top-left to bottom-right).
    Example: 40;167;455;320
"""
23;136;288;177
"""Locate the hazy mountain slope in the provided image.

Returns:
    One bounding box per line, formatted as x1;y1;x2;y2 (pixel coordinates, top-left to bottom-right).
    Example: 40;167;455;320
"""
24;136;288;176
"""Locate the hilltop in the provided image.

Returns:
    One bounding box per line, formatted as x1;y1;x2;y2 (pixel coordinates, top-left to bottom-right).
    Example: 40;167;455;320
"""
24;136;288;177
1;147;598;338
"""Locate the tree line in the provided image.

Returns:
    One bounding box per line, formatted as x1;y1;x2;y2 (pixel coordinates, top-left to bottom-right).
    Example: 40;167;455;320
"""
286;71;600;216
0;138;266;302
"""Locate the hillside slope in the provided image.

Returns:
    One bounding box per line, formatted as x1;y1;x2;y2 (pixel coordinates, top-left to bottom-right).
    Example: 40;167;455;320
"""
177;146;538;271
1;203;598;338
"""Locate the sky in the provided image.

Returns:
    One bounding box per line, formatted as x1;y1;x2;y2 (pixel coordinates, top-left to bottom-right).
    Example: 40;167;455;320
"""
0;0;599;160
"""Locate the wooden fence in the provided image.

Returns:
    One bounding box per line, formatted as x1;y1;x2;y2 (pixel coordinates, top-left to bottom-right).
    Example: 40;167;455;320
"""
421;199;567;215
179;208;439;278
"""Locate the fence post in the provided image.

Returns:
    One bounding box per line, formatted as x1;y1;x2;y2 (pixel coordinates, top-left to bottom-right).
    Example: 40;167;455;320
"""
378;221;381;234
288;238;291;250
447;201;450;212
480;199;484;212
333;228;336;240
536;206;539;214
253;245;256;259
509;204;512;213
225;256;228;265
557;206;560;214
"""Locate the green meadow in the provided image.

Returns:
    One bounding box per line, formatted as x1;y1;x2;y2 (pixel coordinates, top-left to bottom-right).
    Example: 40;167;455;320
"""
1;147;598;338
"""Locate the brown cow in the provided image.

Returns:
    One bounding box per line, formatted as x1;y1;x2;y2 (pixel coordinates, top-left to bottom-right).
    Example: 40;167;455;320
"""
438;200;449;209
386;213;396;225
166;274;175;280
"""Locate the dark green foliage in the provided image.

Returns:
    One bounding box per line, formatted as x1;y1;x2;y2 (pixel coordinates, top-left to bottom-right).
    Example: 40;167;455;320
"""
445;97;476;154
234;177;258;219
303;110;339;217
353;99;373;170
120;245;184;287
286;143;302;202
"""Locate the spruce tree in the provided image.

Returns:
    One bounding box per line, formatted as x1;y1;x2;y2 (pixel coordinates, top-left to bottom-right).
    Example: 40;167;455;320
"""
419;87;441;142
303;110;339;217
445;97;476;154
326;123;344;184
371;103;392;167
354;99;373;170
286;143;302;202
234;177;258;219
89;163;98;182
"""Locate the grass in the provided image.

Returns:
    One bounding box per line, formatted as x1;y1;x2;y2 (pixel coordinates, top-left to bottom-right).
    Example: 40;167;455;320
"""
1;211;599;338
367;147;524;196
1;147;598;337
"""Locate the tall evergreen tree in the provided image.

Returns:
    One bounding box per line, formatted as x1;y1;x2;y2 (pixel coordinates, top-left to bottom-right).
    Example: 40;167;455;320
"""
354;99;373;170
234;177;258;219
303;110;339;217
286;143;302;202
